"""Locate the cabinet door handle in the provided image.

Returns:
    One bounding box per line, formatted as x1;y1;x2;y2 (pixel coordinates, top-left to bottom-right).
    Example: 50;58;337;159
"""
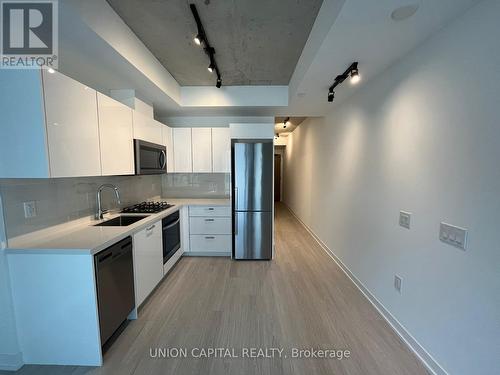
205;236;215;240
205;219;215;222
207;207;215;211
146;224;156;231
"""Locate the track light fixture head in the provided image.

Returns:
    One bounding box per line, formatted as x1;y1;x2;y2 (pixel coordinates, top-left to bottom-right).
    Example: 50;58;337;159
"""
350;64;360;84
328;88;335;102
208;63;215;73
327;62;359;102
194;34;202;45
216;77;222;88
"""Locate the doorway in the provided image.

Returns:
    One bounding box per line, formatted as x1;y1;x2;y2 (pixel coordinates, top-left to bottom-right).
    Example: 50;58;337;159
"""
274;154;281;202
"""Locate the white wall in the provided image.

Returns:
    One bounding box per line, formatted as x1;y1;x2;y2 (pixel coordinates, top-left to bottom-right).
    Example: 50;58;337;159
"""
283;1;500;374
0;195;22;371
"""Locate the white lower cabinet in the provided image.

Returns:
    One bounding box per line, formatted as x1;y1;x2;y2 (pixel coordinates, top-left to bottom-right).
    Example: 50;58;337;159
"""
133;220;163;307
187;205;232;255
190;235;232;253
180;206;190;253
190;217;231;234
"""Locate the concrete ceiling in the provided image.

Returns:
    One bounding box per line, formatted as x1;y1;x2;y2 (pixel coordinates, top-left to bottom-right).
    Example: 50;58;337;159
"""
59;0;481;118
105;0;323;86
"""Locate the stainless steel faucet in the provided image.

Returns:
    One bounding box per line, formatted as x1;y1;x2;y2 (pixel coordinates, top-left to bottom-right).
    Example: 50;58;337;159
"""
96;184;121;220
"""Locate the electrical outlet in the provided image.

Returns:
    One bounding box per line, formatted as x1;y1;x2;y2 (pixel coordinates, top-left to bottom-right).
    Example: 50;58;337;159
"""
394;275;402;294
23;201;37;218
440;222;468;250
399;211;411;229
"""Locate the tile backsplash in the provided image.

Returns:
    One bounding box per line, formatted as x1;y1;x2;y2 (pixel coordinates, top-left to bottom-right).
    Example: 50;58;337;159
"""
162;173;230;199
0;175;162;239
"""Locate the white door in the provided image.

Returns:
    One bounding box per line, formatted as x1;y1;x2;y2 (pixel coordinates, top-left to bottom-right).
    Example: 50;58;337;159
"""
212;128;231;173
133;221;163;307
42;70;101;177
173;128;192;173
162;125;175;173
97;93;134;176
192;128;212;173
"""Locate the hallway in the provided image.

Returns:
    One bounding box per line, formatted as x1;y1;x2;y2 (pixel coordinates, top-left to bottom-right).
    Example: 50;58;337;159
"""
5;204;428;375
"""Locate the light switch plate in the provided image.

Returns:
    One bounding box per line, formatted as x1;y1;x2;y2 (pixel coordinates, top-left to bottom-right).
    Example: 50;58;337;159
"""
399;211;411;229
439;222;468;250
23;201;37;218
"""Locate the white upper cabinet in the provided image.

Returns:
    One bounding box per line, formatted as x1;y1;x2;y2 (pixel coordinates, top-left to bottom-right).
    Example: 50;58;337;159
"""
42;70;102;178
132;111;162;145
212;128;231;173
162;125;175;173
97;93;134;176
0;70;50;178
192;128;212;173
173;128;193;173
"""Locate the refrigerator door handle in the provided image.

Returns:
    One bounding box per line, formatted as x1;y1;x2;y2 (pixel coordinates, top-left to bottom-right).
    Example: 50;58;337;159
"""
234;214;238;235
234;187;238;210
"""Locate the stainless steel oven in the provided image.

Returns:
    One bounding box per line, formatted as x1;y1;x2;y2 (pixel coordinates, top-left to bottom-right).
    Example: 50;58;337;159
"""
134;139;167;175
162;211;180;264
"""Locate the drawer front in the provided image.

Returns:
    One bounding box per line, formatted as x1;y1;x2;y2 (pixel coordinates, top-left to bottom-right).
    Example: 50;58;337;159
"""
190;217;231;235
189;206;231;217
190;235;232;252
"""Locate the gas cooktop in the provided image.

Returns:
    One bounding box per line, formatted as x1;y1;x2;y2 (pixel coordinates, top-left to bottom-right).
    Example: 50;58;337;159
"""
121;201;174;214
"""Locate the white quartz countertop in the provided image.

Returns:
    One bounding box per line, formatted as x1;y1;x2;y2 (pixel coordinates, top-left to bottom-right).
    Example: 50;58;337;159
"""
6;198;230;255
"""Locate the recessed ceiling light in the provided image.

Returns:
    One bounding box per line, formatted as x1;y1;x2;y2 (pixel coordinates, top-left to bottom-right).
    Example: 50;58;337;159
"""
391;4;419;21
47;68;55;74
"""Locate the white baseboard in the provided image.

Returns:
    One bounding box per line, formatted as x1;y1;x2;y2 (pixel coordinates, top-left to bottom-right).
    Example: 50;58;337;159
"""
183;252;231;257
0;352;23;371
284;204;448;375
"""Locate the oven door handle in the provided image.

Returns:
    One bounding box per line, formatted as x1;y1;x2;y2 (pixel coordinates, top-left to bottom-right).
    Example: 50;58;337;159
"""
164;218;180;229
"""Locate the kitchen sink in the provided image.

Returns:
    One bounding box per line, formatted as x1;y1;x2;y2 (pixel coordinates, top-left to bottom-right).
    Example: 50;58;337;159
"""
94;215;149;227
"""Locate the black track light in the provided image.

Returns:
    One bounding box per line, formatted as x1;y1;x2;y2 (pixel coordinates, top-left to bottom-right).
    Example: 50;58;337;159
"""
283;117;290;128
328;89;335;102
327;62;359;102
190;4;223;88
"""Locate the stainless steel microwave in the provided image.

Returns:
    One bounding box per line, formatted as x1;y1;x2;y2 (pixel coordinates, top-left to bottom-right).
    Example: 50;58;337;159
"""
134;139;167;175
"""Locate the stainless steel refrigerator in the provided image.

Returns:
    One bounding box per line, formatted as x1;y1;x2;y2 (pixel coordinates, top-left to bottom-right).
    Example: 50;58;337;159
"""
232;139;273;260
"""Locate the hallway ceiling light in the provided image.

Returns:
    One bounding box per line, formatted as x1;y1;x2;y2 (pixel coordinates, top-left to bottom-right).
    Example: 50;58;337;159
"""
283;117;290;128
190;4;222;88
327;62;359;102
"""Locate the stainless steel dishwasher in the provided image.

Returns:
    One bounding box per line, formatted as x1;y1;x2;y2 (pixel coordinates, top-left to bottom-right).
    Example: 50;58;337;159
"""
94;236;135;346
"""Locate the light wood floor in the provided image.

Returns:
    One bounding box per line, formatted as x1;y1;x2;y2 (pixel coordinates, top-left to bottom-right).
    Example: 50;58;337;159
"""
4;203;428;375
